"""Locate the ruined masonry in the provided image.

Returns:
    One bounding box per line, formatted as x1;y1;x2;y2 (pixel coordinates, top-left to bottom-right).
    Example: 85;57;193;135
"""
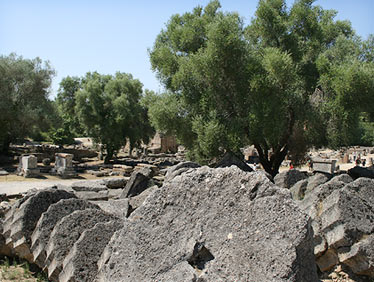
17;154;40;178
51;153;77;178
0;165;320;281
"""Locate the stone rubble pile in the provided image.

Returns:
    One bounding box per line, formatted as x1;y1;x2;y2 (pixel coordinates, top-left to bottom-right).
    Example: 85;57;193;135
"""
289;170;374;280
1;163;374;281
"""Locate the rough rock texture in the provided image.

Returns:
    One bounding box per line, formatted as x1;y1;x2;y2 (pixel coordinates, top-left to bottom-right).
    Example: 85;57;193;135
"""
128;185;158;211
120;168;153;198
71;180;107;192
164;161;200;183
274;169;307;189
347;166;374;179
290;179;308;200
5;189;76;261
297;176;374;279
215;151;253;172
0;218;12;256
306;173;331;192
59;220;124;282
95;199;129;218
97;166;317;281
30;198;100;268
45;208;118;281
102;177;127;189
75;190;109;201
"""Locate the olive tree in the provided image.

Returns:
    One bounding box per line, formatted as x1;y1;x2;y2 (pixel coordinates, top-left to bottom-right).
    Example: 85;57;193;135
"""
75;72;154;163
149;0;374;176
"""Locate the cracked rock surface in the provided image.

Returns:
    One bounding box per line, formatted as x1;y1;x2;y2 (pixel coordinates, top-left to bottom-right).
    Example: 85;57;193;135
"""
97;166;317;281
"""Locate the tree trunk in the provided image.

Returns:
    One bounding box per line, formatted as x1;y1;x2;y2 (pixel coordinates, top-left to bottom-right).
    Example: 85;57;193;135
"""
254;108;295;177
255;143;288;177
104;146;114;164
0;135;11;155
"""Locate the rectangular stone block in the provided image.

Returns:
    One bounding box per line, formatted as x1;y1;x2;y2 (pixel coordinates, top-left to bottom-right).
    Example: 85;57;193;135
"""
312;159;336;174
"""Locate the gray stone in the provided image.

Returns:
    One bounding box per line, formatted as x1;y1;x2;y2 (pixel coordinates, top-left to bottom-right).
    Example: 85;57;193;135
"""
52;153;77;178
298;177;374;278
0;170;9;176
71;180;107;192
18;154;40;177
0;218;12;256
107;189;122;199
128;185;158;211
95;199;129;218
30;198;100;268
215;151;253;172
164;161;200;183
97;167;317;281
59;220;124;282
328;173;353;184
6;189;76;262
0;201;11;217
290;179;308;200
120;168;152;198
348;166;374;179
274;169;307;189
306;173;331;193
45;208;118;281
75;190;109;201
312;158;337;174
103;177;127;189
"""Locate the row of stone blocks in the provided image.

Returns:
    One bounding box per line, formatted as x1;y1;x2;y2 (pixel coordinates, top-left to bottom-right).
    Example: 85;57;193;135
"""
1;188;126;281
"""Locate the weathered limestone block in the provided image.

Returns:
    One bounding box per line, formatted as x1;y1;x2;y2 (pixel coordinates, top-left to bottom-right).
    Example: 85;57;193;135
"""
71;180;107;192
97;167;318;281
95;199;129;218
274;169;307;189
290;179;308;200
128;185;158;211
75;190;109;201
18;154;40;177
338;234;374;277
52;153;77;178
59;220;124;282
305;173;331;193
30;198;100;268
312;158;337;174
0;218;12;256
120;168;153;198
163;161;200;183
45;208;118;281
102;177;127;189
7;189;76;262
2;192;35;241
298;177;374;279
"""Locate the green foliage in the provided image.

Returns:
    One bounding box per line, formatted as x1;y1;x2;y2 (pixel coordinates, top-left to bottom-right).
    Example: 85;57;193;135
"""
75;72;154;163
0;53;55;153
149;0;374;176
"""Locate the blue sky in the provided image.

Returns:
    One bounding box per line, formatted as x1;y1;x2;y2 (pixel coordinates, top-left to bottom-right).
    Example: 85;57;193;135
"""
1;0;373;99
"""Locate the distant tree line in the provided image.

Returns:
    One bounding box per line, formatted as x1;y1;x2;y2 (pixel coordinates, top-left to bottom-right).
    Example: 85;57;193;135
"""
0;0;373;175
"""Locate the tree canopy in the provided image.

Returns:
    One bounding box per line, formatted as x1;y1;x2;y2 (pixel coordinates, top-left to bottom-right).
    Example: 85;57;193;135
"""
75;72;154;163
0;53;55;153
149;0;374;176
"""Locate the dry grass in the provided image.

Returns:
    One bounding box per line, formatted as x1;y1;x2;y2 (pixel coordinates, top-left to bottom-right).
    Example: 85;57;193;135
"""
0;257;49;282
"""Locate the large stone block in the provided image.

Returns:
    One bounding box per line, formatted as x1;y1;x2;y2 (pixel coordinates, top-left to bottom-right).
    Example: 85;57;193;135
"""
274;169;307;189
6;189;76;262
59;220;124;282
30;198;100;268
298;177;374;279
97;167;317;281
45;208;118;281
